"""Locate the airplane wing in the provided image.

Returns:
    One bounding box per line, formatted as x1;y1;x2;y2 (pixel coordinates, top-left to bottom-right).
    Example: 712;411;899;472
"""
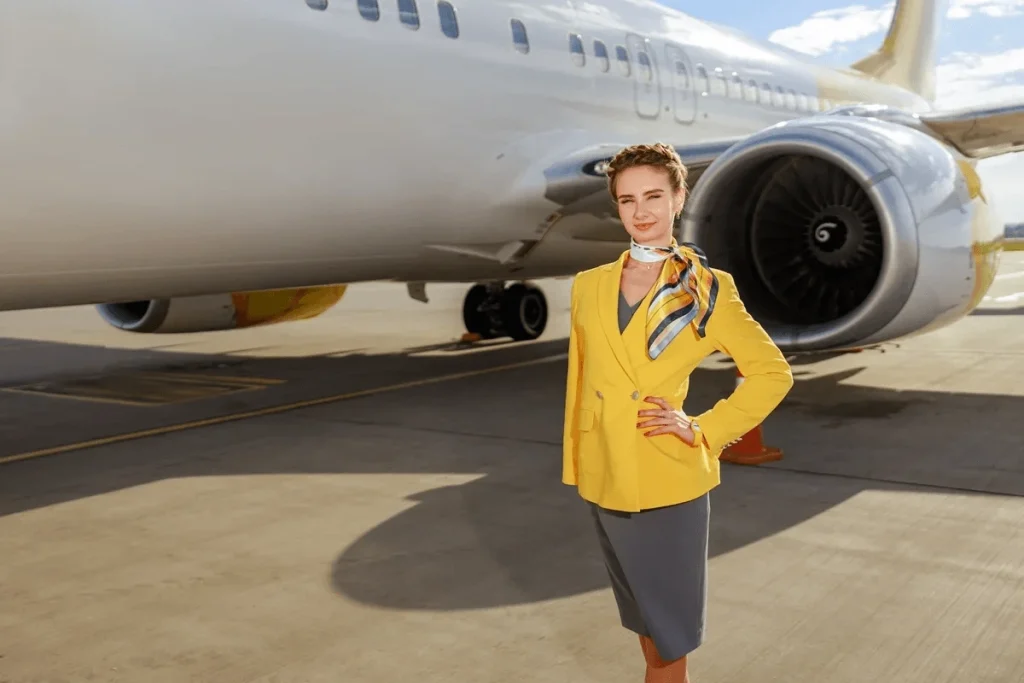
919;102;1024;159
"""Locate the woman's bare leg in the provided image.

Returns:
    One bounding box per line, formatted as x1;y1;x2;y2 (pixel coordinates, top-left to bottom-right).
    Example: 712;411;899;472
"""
639;635;690;683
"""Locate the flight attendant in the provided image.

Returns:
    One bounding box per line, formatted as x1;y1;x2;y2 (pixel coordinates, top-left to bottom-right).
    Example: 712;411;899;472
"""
562;143;793;682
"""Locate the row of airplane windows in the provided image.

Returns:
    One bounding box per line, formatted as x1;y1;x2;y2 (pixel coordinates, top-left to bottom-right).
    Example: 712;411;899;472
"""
306;0;844;112
306;0;460;37
563;34;839;113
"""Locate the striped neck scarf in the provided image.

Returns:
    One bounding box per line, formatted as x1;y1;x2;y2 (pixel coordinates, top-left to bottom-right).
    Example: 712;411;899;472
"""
630;239;720;359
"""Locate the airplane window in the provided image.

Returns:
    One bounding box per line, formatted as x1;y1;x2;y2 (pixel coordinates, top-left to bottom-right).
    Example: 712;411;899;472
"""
786;89;797;109
305;0;327;10
593;40;610;72
615;45;630;76
674;60;690;88
637;51;653;82
510;19;529;54
729;74;742;99
696;65;709;95
797;92;807;110
711;69;726;97
773;86;784;107
437;0;458;38
761;83;772;105
569;33;585;67
746;79;758;102
398;0;419;29
358;0;379;20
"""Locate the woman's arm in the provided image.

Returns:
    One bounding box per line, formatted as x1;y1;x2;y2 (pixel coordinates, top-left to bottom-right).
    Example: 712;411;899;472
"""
562;278;583;485
693;270;794;455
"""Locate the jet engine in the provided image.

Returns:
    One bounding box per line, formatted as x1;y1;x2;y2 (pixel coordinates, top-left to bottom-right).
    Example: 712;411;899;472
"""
680;114;1002;352
97;285;347;333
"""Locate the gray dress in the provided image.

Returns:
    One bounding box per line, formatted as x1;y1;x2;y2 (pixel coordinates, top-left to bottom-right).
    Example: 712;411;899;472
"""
587;292;710;662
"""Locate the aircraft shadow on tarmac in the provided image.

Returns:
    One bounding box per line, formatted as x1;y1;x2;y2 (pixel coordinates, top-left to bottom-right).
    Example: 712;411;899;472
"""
0;334;1022;613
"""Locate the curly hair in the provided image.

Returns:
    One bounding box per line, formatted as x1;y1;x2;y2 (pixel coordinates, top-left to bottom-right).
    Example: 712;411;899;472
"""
605;142;688;199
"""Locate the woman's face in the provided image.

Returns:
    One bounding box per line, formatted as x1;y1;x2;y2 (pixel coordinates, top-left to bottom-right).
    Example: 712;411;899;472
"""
613;165;684;246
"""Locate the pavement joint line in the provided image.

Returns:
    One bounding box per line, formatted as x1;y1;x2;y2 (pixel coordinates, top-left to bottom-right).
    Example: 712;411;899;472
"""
758;463;1024;499
0;352;568;467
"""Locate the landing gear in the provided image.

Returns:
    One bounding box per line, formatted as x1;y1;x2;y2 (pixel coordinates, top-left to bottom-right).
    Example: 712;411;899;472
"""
462;281;548;341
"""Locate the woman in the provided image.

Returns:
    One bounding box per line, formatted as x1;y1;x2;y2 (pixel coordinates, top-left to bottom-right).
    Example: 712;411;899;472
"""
561;143;793;682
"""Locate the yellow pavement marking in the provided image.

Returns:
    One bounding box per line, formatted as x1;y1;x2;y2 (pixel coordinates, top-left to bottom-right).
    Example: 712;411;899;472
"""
136;371;285;386
0;353;567;467
2;386;175;408
2;371;281;407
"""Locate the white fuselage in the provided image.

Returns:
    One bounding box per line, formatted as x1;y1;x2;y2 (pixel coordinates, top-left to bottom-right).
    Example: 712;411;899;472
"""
0;0;927;310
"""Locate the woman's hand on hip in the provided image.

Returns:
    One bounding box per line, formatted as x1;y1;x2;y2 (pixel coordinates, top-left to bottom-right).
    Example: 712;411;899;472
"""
637;396;695;445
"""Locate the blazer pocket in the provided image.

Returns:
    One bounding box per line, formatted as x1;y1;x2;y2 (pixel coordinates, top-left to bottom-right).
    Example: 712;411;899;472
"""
578;408;594;432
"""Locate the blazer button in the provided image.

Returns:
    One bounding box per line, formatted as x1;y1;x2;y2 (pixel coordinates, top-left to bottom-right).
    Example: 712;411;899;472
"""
631;391;639;400
596;390;603;399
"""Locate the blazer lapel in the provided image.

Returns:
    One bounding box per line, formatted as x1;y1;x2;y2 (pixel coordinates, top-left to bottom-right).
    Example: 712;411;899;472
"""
596;251;639;385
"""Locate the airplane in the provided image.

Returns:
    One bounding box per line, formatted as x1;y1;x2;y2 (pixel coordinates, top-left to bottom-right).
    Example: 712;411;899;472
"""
0;0;1020;353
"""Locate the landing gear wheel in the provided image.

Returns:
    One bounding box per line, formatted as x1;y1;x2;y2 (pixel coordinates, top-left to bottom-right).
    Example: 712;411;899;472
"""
500;283;548;341
462;283;496;338
460;281;548;342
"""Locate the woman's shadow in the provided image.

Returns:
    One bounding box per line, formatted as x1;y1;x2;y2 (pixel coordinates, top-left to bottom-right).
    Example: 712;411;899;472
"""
328;362;941;611
328;463;862;611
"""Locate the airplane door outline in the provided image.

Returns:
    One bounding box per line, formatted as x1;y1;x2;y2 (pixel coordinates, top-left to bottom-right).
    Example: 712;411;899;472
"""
664;43;697;124
626;33;660;119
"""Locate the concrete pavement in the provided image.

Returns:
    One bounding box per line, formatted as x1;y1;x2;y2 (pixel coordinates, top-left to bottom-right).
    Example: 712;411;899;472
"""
1;257;1022;682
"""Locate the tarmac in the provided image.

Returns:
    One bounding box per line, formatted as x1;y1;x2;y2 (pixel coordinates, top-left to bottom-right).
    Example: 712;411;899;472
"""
0;254;1022;683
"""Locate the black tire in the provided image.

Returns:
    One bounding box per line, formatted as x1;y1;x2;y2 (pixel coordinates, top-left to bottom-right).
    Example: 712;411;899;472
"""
462;283;495;337
500;283;548;341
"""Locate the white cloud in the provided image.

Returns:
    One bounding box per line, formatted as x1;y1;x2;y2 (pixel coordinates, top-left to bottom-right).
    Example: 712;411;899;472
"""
948;0;1024;19
769;0;1024;56
766;3;1024;110
767;4;894;56
935;48;1024;107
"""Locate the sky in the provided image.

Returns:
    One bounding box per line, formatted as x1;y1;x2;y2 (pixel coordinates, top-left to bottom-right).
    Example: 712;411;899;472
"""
661;0;1024;223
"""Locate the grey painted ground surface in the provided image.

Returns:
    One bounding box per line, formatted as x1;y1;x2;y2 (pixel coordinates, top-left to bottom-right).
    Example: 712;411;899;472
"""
0;256;1022;683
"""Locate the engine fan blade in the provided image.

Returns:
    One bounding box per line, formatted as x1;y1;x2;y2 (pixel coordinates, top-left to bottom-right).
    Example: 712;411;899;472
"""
750;157;884;324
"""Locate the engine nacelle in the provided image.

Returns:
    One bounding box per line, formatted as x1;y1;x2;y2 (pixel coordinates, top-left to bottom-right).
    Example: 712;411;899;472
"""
97;285;347;333
681;114;1003;352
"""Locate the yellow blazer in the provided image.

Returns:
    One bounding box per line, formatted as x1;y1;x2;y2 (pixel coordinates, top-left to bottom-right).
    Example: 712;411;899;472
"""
562;251;794;512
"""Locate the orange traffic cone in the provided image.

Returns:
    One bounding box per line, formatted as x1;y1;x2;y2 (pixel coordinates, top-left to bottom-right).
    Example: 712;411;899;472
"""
720;368;784;465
